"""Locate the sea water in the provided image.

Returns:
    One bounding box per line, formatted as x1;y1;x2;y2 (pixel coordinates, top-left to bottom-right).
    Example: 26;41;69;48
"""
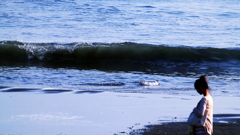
1;0;240;134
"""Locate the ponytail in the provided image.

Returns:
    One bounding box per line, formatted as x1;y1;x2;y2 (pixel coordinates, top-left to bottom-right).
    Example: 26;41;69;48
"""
194;76;209;90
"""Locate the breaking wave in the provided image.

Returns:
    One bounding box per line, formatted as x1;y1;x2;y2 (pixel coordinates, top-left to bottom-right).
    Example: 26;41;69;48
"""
1;41;240;67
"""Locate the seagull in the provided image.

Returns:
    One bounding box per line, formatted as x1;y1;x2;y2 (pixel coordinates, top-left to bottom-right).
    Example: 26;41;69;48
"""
139;80;160;86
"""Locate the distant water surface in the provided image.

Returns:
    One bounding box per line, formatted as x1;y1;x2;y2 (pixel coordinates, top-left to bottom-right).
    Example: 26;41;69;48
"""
0;0;240;47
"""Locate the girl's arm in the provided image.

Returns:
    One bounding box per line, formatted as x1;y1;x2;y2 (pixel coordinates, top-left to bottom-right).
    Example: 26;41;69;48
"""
193;97;207;117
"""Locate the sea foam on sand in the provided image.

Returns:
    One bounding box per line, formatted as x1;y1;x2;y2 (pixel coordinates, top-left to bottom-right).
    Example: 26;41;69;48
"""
0;91;239;135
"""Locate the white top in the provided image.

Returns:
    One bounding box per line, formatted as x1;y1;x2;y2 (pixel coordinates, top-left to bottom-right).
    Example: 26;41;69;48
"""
193;95;213;135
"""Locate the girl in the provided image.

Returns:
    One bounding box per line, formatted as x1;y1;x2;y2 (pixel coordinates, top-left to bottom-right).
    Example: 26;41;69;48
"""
189;76;213;135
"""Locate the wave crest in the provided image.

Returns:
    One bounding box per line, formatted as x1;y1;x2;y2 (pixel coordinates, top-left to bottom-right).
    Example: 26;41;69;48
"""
1;41;240;66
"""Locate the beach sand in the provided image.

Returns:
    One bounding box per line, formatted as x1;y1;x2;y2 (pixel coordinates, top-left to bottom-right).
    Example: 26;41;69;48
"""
130;119;240;135
1;90;240;135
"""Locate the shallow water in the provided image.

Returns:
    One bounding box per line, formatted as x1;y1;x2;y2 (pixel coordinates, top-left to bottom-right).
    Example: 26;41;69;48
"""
1;66;240;97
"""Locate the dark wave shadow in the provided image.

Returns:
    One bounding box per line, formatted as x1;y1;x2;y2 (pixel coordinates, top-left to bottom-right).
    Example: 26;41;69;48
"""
1;88;40;92
0;86;10;89
42;89;73;94
214;114;240;123
75;90;103;94
87;82;125;86
214;114;240;117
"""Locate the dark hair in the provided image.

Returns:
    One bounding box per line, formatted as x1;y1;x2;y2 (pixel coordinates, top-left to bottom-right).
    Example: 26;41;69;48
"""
194;76;209;90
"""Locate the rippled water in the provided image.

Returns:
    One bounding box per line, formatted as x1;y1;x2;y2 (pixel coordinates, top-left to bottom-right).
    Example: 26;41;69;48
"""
1;0;240;47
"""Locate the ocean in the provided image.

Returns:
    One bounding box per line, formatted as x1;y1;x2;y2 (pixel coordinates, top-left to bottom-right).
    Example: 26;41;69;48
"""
1;0;240;134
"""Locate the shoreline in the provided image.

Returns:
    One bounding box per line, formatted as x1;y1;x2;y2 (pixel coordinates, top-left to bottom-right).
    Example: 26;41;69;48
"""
128;117;240;135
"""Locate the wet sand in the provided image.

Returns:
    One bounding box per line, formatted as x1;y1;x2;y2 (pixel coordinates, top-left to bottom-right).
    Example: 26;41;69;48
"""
1;89;240;134
129;117;240;135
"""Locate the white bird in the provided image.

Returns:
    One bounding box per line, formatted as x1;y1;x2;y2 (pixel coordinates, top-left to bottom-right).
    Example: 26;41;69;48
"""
139;80;160;86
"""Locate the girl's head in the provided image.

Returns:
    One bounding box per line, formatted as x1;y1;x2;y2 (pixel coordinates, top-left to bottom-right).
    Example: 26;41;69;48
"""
194;76;209;95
